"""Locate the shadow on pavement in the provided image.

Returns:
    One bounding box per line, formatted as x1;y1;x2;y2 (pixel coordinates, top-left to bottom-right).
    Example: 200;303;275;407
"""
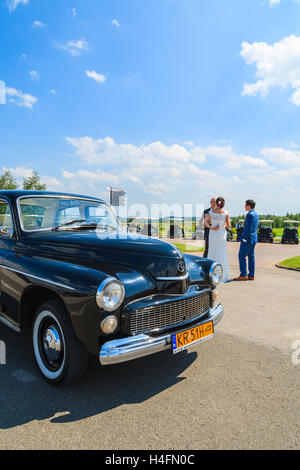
0;324;197;429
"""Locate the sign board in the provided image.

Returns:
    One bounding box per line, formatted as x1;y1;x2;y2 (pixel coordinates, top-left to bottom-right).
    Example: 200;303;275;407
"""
109;187;127;207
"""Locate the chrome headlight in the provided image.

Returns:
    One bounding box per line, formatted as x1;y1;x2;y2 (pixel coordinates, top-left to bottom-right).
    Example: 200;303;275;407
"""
96;278;125;311
209;263;223;285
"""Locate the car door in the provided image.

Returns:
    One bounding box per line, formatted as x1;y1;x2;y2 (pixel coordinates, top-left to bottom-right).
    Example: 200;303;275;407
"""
0;199;16;321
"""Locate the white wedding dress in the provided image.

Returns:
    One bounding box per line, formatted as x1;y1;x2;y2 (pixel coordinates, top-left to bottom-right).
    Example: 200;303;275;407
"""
207;209;231;283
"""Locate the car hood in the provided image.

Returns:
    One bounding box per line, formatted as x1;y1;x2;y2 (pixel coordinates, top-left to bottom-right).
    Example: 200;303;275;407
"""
16;231;187;279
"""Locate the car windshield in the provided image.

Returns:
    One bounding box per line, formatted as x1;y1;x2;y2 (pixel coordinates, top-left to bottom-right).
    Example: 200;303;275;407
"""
18;196;124;232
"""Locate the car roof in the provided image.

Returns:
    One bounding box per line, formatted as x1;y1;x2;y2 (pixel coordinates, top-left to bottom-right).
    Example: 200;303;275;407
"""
283;220;299;224
0;190;105;203
260;219;273;223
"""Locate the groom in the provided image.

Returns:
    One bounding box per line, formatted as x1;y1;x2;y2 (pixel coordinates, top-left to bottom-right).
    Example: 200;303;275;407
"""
234;199;259;281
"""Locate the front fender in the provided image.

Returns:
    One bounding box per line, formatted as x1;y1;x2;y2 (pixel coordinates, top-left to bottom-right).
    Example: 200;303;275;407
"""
183;254;214;286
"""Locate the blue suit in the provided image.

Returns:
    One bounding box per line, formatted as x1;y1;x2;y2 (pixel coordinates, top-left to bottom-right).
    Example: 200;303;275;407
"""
238;210;259;277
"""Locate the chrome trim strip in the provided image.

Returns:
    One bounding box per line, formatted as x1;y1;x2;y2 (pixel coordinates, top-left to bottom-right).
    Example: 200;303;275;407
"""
0;315;21;332
1;266;76;291
99;303;223;366
156;273;189;281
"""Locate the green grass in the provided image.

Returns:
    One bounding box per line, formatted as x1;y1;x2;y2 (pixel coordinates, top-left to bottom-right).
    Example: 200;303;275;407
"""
278;256;300;270
174;243;204;252
272;228;284;237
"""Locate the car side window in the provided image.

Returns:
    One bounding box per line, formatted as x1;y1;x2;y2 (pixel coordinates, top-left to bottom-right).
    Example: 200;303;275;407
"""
0;200;13;236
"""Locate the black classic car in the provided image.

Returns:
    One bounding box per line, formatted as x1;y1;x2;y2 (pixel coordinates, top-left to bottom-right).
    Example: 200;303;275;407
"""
0;191;224;385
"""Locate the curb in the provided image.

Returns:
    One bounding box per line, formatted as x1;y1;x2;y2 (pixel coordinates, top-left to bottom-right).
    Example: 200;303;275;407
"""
275;263;300;272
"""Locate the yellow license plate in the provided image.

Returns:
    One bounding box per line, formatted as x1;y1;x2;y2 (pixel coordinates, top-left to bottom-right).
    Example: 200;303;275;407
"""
172;321;214;354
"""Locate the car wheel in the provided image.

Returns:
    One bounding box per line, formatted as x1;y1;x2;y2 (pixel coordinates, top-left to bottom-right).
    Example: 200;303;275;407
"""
33;300;89;385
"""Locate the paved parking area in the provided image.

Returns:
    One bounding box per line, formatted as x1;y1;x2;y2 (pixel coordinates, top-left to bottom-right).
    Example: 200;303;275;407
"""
0;242;299;450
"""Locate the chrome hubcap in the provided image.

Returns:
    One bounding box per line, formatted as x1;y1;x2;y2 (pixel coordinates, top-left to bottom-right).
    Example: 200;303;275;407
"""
42;325;62;363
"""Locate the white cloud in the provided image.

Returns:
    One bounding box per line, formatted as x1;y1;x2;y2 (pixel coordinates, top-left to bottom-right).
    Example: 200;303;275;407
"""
184;141;194;147
66;136;202;167
3;166;34;178
32;21;46;28
6;0;28;12
49;89;56;95
269;0;300;5
85;70;107;84
72;8;77;16
57;38;89;56
111;19;120;27
29;70;39;83
240;35;300;105
3;167;62;190
4;136;287;213
5;86;38;109
203;144;268;169
62;169;120;192
260;147;300;166
64;136;272;205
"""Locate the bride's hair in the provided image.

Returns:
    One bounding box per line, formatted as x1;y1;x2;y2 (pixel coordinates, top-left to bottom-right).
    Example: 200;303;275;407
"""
216;197;225;209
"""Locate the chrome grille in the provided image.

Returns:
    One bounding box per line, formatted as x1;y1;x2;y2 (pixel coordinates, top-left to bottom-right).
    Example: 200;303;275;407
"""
129;290;210;334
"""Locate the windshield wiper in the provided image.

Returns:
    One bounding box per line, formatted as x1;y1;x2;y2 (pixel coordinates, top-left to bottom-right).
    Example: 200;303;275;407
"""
96;224;118;231
53;220;119;232
52;219;87;231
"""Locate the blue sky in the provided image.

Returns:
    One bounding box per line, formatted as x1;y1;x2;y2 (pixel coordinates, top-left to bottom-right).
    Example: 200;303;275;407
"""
1;0;300;216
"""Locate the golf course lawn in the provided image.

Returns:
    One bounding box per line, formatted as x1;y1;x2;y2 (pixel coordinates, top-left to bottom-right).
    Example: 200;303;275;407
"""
174;243;204;252
277;256;300;270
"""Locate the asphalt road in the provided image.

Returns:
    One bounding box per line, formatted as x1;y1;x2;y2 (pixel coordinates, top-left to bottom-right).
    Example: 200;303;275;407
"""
0;242;299;450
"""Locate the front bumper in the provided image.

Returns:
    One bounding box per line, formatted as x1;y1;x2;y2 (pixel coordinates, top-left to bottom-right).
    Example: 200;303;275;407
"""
99;302;223;366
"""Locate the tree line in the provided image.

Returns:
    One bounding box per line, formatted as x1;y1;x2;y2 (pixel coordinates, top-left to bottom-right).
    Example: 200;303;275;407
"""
0;170;46;191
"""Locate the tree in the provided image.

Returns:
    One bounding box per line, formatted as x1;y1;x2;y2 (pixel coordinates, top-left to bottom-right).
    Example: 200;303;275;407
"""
23;171;46;191
0;170;18;190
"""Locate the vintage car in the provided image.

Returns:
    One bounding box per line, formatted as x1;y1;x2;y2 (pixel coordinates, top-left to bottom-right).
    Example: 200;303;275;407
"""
0;191;224;385
257;220;274;243
281;220;299;244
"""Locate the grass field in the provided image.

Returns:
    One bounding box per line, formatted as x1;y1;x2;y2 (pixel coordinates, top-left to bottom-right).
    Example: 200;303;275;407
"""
277;256;300;270
173;243;204;252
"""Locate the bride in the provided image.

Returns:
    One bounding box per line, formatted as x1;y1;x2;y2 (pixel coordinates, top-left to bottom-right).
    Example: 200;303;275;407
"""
204;196;231;283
